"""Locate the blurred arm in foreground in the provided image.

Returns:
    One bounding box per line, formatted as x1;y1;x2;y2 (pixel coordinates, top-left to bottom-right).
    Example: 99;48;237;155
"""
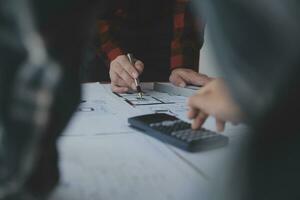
187;78;243;131
190;0;300;200
0;0;105;199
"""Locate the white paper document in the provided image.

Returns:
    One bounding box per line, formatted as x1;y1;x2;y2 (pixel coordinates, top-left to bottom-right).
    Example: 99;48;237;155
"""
63;83;134;136
63;83;193;136
64;82;247;138
56;82;248;200
51;134;209;200
106;83;192;121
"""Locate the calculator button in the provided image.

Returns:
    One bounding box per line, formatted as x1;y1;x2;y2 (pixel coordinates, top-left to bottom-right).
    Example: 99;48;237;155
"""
171;130;184;135
187;137;197;142
150;123;160;127
179;123;190;130
152;119;225;144
165;127;174;134
172;131;185;138
173;123;181;131
171;130;188;140
161;120;178;127
180;132;191;140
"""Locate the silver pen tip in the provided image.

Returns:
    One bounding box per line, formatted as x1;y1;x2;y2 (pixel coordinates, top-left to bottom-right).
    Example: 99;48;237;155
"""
138;92;143;99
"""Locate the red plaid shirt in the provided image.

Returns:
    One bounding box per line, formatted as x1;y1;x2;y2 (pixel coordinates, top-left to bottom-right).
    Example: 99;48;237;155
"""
97;0;204;70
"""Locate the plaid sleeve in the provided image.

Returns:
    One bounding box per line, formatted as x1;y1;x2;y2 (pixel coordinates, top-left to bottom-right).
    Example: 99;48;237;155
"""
97;18;124;64
171;0;204;70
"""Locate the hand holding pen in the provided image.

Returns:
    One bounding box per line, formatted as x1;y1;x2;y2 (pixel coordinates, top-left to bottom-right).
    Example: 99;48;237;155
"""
127;53;143;98
109;54;144;94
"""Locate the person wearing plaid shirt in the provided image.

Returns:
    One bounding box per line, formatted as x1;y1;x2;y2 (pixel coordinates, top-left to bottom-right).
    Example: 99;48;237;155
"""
97;0;211;93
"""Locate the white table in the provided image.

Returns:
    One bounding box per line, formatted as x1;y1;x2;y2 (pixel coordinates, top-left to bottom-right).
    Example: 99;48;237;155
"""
50;83;248;200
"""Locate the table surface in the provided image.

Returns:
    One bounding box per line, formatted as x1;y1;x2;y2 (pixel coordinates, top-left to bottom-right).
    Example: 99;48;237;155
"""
49;83;248;200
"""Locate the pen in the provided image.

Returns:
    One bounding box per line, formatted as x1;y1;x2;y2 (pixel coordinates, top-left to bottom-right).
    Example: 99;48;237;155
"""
127;53;143;98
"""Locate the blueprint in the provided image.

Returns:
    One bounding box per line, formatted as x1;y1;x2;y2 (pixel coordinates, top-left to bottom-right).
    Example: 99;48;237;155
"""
63;83;194;136
116;92;167;106
51;134;208;200
114;89;177;106
56;82;249;200
108;83;191;121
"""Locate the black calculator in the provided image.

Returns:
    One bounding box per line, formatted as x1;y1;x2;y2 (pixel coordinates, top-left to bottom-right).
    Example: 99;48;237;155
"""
128;113;229;152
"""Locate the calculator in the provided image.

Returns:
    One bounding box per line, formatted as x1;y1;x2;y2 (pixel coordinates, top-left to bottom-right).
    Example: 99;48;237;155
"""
128;113;229;152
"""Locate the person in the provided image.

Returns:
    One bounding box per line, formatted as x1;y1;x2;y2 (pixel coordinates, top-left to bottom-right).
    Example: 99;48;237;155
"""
96;0;211;93
189;1;300;200
187;78;243;132
0;0;102;199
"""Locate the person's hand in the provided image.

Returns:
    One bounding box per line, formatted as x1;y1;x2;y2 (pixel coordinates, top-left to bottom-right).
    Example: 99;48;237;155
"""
169;68;212;87
110;55;144;93
187;78;244;132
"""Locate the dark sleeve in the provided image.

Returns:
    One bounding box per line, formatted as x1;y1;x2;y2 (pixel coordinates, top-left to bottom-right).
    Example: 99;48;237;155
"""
97;18;124;64
170;0;204;71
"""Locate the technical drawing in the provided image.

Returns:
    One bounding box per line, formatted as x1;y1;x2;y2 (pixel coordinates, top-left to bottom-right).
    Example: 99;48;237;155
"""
114;90;176;106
